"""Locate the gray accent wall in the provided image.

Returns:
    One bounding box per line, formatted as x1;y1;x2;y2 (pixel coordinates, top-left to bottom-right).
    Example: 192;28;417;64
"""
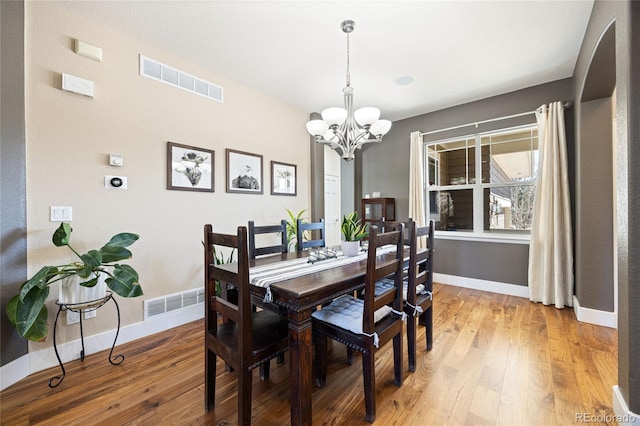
1;0;29;366
436;240;529;286
361;79;573;287
576;97;614;312
627;1;640;413
309;113;325;222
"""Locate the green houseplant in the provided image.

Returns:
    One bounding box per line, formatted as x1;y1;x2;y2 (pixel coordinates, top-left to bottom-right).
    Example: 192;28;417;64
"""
6;222;143;342
285;208;307;252
341;211;368;256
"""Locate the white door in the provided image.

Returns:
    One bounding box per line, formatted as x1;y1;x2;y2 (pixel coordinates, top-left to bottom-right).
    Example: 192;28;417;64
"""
324;172;341;247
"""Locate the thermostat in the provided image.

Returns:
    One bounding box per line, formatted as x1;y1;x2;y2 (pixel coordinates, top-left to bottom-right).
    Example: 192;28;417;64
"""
109;154;123;166
105;175;128;189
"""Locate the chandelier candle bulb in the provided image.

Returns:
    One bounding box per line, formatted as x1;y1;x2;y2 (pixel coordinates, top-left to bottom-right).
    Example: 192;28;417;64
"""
306;19;391;162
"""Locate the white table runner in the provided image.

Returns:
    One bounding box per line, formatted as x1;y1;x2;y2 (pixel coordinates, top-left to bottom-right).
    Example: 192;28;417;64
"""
250;245;397;302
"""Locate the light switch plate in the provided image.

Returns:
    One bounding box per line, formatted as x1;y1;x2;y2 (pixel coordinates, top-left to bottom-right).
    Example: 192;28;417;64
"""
50;206;73;222
67;310;80;325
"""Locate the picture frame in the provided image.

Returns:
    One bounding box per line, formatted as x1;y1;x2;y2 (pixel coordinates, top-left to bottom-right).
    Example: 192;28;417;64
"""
225;149;263;194
271;161;297;196
167;142;214;192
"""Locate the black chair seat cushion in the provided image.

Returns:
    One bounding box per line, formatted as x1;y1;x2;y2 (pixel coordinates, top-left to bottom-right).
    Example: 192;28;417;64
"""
211;309;289;359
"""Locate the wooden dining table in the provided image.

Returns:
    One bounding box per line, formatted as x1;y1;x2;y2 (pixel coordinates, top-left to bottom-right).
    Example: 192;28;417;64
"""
247;248;407;426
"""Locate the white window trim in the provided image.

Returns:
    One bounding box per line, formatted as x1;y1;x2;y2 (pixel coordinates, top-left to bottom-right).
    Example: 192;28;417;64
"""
424;123;538;242
434;230;531;244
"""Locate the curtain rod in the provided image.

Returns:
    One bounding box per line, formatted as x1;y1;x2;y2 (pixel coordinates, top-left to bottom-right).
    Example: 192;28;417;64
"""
420;101;573;137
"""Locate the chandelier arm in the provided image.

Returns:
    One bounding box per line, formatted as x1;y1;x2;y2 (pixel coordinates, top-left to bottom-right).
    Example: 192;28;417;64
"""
314;138;346;156
351;130;373;145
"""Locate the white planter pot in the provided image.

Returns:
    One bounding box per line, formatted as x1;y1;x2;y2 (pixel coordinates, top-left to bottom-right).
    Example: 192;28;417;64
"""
341;241;360;257
59;274;107;304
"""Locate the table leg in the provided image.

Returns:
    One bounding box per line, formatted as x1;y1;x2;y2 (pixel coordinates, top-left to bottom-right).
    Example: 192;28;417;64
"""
288;311;313;426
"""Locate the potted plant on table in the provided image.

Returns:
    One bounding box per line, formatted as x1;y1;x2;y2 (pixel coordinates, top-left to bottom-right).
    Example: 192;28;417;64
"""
285;208;307;252
341;211;368;256
6;222;143;342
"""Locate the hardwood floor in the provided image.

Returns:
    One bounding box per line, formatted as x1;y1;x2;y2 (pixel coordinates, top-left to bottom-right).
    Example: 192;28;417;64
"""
0;283;618;425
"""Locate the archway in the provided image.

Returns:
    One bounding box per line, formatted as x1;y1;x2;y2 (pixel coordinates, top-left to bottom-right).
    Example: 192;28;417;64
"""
575;20;617;319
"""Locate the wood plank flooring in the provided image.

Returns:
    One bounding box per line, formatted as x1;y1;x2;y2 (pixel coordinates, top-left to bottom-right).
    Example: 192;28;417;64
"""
0;283;618;425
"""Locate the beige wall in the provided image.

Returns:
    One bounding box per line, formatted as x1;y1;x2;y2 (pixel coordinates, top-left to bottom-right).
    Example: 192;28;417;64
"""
25;2;309;349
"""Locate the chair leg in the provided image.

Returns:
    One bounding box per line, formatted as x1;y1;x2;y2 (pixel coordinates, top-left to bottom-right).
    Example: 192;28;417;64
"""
407;316;417;372
314;332;328;388
362;350;376;423
393;332;403;386
238;369;253;426
347;347;355;365
425;306;433;351
205;350;217;411
259;360;270;381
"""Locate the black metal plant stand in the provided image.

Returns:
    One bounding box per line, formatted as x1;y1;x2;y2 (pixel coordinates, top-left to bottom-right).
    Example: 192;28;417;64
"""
49;291;123;388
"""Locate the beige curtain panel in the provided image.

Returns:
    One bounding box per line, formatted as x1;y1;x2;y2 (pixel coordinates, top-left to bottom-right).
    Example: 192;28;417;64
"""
528;101;574;308
409;131;426;248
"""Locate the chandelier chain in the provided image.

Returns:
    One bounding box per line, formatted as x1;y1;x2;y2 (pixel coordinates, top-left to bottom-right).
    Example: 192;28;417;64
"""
346;32;351;87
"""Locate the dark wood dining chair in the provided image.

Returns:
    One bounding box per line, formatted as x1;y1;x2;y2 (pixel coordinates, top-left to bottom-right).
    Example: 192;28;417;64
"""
248;220;287;259
312;224;405;423
405;220;434;369
373;219;434;371
296;218;325;251
204;224;289;426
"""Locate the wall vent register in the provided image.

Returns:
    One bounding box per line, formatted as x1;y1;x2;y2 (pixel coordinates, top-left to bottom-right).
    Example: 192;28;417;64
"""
143;288;204;320
139;55;223;103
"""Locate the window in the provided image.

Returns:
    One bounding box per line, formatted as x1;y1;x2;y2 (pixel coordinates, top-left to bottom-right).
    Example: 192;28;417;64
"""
424;125;538;234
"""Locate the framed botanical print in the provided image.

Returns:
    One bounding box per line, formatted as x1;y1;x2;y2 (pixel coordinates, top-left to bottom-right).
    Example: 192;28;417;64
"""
167;142;214;192
271;161;297;196
225;149;263;194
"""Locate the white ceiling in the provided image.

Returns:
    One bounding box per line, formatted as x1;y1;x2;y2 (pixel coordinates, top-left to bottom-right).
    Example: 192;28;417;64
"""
58;0;594;122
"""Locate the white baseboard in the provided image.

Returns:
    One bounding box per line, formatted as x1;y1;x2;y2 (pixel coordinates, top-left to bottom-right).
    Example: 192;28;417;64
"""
613;385;640;425
434;273;529;298
0;353;30;391
573;295;617;329
0;302;204;391
434;274;617;329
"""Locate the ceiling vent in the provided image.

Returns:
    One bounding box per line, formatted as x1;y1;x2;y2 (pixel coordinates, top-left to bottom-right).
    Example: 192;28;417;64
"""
139;55;223;103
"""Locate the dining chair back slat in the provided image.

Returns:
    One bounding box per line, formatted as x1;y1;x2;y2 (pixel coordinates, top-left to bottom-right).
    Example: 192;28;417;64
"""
248;220;288;260
296;218;326;251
